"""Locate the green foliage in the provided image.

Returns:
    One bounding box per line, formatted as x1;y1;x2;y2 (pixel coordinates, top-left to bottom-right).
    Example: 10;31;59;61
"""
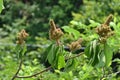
15;44;27;58
62;26;80;40
0;0;4;13
85;39;114;68
46;44;65;69
85;40;102;67
72;0;120;24
104;43;113;67
46;44;57;65
65;58;78;72
1;0;120;80
61;19;100;46
57;53;65;69
0;59;17;79
0;0;83;43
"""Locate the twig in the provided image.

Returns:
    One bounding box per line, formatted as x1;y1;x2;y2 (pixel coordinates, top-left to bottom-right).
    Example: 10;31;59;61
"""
107;70;120;78
16;52;84;78
11;59;23;80
100;69;120;79
56;40;60;46
16;66;52;78
66;52;84;60
100;67;106;80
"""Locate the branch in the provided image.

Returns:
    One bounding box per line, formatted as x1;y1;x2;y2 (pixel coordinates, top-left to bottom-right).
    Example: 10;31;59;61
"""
66;52;84;60
16;66;52;78
100;67;106;80
107;70;120;78
100;70;120;80
11;59;22;80
16;52;84;78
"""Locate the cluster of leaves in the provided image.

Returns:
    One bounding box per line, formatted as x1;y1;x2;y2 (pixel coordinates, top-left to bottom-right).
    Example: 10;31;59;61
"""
61;15;120;79
6;15;119;80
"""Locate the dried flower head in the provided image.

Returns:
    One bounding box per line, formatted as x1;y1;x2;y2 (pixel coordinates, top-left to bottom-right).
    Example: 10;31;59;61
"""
16;29;29;44
67;38;82;51
96;14;114;43
49;19;63;41
104;14;113;26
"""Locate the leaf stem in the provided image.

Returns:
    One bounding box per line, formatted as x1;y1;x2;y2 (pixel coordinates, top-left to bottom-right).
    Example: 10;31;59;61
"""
66;52;84;60
56;39;60;46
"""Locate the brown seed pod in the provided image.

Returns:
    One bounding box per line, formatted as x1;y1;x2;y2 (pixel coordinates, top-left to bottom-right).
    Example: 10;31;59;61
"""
16;29;29;45
104;14;113;26
96;14;114;43
49;20;63;41
67;38;82;51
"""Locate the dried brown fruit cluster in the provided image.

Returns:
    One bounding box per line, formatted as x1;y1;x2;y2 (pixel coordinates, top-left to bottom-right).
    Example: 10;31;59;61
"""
16;29;29;44
49;20;63;41
96;14;114;43
67;38;82;51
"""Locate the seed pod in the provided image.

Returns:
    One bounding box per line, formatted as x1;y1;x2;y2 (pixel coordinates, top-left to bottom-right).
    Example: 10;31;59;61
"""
104;14;113;26
96;14;114;43
49;20;63;41
67;38;82;51
16;29;29;45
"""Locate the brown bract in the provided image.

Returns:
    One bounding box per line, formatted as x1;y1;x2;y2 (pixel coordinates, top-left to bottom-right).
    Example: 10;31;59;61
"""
16;29;29;44
96;14;114;43
49;20;63;41
67;38;82;51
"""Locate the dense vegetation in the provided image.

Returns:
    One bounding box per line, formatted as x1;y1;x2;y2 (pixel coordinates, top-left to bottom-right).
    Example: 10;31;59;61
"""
0;0;120;80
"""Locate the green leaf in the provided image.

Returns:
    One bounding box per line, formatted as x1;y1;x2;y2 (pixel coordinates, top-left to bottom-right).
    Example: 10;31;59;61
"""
21;44;27;56
86;41;113;68
47;44;59;65
104;43;113;67
85;40;102;66
91;40;100;66
62;26;80;39
42;44;53;62
53;46;66;69
46;44;54;64
14;44;27;59
89;20;100;27
14;44;21;54
65;58;78;72
84;41;92;58
70;20;78;25
85;40;94;65
19;44;27;58
46;44;66;69
112;58;120;64
0;0;4;13
96;52;105;68
57;54;65;69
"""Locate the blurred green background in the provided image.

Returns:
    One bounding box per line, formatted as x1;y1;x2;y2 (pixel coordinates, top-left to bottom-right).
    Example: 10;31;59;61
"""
0;0;120;80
